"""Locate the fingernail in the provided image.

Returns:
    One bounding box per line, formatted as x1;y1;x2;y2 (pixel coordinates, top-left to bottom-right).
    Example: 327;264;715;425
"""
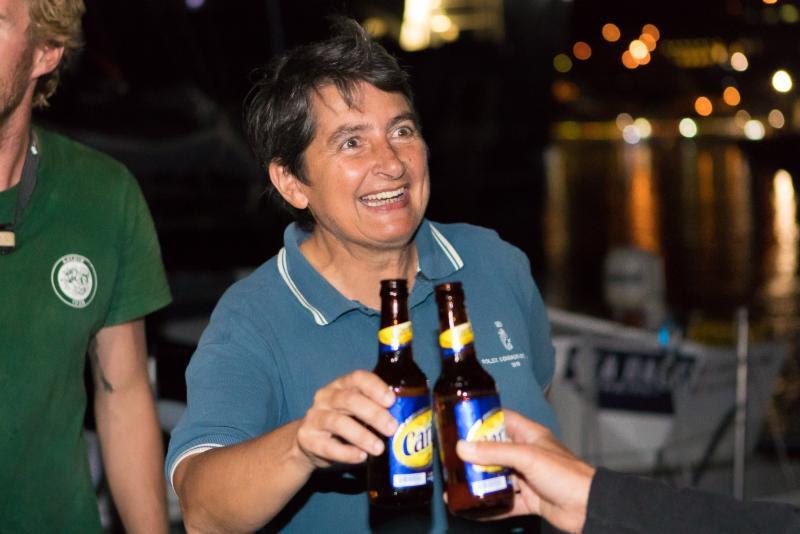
358;451;368;462
373;441;384;454
383;392;395;405
386;420;398;435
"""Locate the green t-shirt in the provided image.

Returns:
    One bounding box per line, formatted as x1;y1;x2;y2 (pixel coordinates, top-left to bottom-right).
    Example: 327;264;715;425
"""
0;128;172;533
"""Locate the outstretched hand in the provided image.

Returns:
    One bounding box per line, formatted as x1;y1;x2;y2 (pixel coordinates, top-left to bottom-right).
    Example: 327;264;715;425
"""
294;370;398;468
456;410;595;533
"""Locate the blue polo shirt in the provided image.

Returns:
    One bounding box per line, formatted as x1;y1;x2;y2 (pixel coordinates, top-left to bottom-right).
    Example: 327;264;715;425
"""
166;219;558;532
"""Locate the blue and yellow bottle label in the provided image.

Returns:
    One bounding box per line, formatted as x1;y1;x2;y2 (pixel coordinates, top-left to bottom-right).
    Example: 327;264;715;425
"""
379;321;413;353
439;322;474;358
388;395;433;489
453;396;510;496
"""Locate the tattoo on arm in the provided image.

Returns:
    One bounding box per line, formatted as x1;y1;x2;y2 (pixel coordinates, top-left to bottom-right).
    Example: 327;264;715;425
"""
89;337;114;393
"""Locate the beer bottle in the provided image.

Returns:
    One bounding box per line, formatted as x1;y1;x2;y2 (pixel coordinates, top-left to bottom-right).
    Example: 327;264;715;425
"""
433;281;514;518
367;279;433;507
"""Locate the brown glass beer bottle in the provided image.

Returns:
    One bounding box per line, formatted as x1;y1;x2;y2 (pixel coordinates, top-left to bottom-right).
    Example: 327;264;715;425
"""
433;281;514;518
367;279;433;507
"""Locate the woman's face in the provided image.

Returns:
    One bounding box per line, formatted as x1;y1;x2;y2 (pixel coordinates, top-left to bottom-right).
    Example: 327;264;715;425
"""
288;81;430;252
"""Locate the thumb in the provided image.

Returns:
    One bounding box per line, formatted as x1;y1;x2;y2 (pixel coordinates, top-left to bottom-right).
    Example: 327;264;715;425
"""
456;440;530;473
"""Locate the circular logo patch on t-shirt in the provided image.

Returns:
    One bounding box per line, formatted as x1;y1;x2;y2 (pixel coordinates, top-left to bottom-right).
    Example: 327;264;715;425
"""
51;254;98;308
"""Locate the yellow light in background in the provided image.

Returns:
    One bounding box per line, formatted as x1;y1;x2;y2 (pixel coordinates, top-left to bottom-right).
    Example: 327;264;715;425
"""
723;86;741;106
772;70;793;92
400;0;433;51
730;52;749;72
616;113;633;130
642;24;661;41
769;108;786;128
634;117;652;138
553;53;573;73
622;50;638;69
629;40;649;61
771;168;798;299
710;42;728;64
735;109;751;127
573;41;592;60
781;4;800;23
441;23;459;42
744;119;766;140
430;13;452;33
679;118;698;137
363;17;388;38
602;23;621;42
639;33;657;51
695;96;713;116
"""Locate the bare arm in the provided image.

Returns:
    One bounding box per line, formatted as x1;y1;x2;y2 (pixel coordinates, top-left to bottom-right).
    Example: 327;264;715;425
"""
91;319;169;534
174;370;398;533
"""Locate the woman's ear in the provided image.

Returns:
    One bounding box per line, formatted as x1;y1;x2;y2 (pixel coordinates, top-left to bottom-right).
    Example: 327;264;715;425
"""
269;162;309;210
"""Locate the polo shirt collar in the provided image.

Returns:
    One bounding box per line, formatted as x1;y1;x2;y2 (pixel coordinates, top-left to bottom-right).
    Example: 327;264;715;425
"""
276;219;464;326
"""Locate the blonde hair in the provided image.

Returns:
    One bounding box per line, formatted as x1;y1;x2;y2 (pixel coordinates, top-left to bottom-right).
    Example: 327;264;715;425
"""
26;0;86;108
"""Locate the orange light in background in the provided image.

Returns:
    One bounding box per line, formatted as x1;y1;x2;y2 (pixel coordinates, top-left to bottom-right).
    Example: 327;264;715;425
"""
763;0;778;4
695;96;713;116
639;33;657;51
551;80;580;103
622;50;639;69
638;52;651;65
723;86;741;106
602;23;621;42
629;40;649;61
573;41;592;60
642;24;661;41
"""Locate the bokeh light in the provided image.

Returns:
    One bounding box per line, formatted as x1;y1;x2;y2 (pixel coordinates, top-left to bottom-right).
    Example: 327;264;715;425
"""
734;109;751;128
642;24;661;41
772;70;793;93
639;34;657;52
768;109;786;128
679;118;698;138
573;41;592;60
781;4;800;23
730;52;749;72
616;113;633;131
622;125;641;144
694;96;713;116
554;53;573;73
634;117;652;138
723;86;741;106
629;40;649;61
744;119;766;140
622;51;638;69
602;23;621;42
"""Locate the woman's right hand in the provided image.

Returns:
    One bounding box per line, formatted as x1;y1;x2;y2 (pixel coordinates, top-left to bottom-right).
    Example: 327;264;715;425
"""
294;370;399;468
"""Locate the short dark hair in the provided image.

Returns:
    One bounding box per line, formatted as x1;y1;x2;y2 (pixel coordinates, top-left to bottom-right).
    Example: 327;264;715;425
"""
244;17;415;230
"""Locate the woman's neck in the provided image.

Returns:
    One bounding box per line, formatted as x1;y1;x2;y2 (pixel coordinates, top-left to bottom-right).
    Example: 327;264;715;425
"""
299;229;419;310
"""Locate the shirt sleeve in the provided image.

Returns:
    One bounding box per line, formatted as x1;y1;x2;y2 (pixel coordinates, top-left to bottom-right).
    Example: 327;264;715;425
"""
165;289;285;488
103;171;171;326
585;468;800;534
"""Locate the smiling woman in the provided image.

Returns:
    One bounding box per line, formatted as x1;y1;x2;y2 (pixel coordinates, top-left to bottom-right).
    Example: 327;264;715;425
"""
166;17;559;534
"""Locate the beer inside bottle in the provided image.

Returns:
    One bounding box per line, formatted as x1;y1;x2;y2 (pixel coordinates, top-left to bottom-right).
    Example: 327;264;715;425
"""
433;281;514;519
367;279;433;508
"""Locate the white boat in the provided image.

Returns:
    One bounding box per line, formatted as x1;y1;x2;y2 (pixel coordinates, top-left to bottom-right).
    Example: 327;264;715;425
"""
547;307;787;480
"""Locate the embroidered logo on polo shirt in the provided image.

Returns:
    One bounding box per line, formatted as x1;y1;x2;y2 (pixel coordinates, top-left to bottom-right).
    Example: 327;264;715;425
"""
494;321;514;351
51;254;97;308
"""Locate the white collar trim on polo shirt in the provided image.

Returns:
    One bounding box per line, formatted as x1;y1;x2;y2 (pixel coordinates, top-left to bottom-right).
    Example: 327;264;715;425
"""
429;223;464;270
277;247;329;326
277;223;463;325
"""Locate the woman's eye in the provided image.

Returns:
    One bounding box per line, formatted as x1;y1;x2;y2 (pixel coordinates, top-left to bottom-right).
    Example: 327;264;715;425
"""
342;138;359;149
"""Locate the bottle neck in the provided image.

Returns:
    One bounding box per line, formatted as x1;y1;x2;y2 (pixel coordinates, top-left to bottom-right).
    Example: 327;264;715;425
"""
378;290;414;362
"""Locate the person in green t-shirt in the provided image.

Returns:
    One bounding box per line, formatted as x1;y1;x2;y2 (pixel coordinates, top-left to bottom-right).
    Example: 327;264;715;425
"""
0;1;171;532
